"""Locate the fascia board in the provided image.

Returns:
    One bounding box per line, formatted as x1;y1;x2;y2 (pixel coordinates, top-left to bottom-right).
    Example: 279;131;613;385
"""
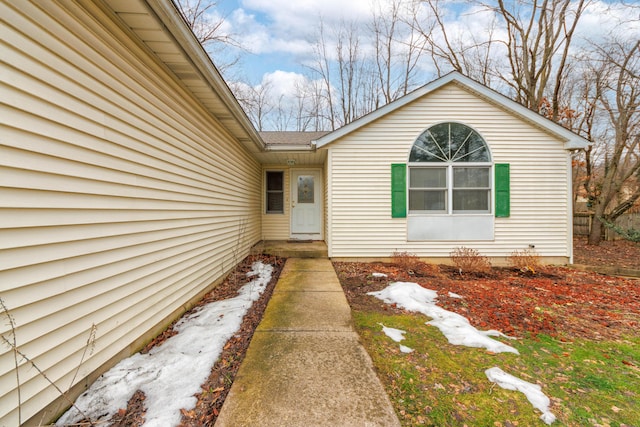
143;0;266;152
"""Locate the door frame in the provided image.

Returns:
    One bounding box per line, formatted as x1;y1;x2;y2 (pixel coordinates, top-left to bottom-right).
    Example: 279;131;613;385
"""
290;168;323;240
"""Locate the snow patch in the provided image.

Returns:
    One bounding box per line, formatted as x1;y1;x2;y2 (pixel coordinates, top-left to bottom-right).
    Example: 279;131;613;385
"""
399;345;414;354
448;292;463;299
485;367;556;424
372;272;388;278
57;262;274;427
368;282;518;354
379;323;406;342
379;323;414;353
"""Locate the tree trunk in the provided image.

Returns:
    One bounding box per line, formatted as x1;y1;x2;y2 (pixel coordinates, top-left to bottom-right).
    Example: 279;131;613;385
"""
587;216;603;245
587;200;608;245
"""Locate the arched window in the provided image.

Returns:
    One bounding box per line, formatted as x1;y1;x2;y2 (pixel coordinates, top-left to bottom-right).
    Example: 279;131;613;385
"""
409;122;492;214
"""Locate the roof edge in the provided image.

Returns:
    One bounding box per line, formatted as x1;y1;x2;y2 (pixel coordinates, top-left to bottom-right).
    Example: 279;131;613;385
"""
145;0;265;152
314;72;590;150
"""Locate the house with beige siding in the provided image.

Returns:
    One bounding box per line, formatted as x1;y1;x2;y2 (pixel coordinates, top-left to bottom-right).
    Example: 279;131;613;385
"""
1;0;265;425
314;73;590;263
0;0;588;425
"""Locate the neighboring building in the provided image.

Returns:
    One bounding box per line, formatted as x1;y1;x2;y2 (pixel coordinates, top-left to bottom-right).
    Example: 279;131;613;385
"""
0;1;589;425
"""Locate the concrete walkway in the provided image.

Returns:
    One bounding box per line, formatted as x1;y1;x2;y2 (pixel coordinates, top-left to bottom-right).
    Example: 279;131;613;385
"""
215;258;401;427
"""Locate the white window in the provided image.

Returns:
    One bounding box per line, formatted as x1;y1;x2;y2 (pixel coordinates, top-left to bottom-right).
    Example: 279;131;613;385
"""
408;123;491;215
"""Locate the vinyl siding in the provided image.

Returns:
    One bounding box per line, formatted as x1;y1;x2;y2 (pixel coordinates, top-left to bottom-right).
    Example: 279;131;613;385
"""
327;84;571;260
0;2;261;424
262;168;290;240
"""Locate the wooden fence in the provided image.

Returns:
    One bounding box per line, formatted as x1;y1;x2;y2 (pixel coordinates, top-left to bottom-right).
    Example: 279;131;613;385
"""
574;212;640;240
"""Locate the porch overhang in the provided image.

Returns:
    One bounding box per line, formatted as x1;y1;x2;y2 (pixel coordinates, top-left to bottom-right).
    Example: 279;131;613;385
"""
255;131;329;166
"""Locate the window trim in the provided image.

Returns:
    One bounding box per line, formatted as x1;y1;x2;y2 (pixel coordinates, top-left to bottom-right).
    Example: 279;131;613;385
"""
452;165;491;214
265;170;285;214
409;163;492;215
407;122;493;216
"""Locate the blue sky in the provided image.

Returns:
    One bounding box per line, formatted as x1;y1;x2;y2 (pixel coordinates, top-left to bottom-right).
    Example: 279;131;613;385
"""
203;0;639;102
209;0;388;82
211;0;638;78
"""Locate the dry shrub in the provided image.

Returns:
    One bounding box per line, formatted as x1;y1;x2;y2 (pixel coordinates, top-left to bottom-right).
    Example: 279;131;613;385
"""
508;248;542;274
391;251;422;272
449;247;492;274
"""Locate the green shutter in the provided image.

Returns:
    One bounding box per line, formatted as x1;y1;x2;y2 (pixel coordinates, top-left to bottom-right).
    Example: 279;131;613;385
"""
495;163;510;217
391;163;407;218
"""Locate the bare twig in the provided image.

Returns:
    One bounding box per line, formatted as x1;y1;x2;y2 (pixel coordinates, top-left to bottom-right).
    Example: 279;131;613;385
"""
1;297;21;425
1;298;98;426
0;334;96;426
68;324;97;392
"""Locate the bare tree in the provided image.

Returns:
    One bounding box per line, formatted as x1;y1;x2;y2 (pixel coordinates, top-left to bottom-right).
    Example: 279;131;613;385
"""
583;39;640;244
494;0;586;120
411;0;499;86
308;20;339;130
307;19;378;129
292;81;316;131
230;79;274;131
371;0;426;103
294;79;329;131
335;22;364;126
413;0;586;117
559;61;600;209
271;94;294;131
175;0;243;74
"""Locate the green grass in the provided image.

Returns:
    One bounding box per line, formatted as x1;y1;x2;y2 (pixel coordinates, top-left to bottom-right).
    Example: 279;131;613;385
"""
353;311;640;426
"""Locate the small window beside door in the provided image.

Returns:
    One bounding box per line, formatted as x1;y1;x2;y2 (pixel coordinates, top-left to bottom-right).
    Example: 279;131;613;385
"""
266;171;284;214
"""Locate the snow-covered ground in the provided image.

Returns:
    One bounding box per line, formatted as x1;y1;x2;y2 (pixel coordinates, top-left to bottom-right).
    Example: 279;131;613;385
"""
58;269;555;426
370;280;556;425
486;367;556;424
369;281;519;354
57;261;273;427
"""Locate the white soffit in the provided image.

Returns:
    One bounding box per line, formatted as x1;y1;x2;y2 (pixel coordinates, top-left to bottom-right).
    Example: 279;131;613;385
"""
104;0;265;154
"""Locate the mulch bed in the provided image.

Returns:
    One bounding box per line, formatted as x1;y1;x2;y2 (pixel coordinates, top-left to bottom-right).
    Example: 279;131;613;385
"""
334;261;640;341
101;254;285;427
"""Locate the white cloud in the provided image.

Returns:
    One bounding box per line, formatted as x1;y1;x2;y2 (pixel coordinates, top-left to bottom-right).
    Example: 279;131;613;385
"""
242;0;373;27
229;0;397;56
262;70;309;97
576;0;640;43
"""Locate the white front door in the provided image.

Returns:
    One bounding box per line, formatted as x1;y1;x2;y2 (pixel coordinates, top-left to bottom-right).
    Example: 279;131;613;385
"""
290;170;322;239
